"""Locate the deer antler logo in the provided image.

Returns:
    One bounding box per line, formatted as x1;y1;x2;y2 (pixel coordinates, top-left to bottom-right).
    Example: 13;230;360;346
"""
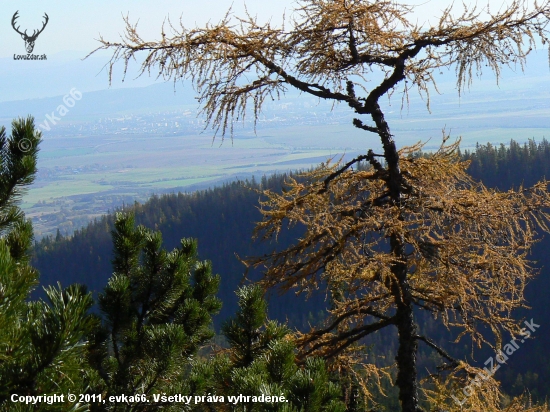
11;11;49;54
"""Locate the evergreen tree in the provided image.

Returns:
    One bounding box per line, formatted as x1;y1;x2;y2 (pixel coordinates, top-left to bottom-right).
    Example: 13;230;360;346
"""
189;285;346;412
0;117;94;411
87;212;222;411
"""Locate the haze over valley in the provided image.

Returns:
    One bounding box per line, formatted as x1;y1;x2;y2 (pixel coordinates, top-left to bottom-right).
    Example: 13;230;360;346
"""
2;50;550;237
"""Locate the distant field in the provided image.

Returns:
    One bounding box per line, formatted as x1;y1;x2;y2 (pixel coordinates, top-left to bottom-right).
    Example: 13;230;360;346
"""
12;61;550;238
22;127;370;237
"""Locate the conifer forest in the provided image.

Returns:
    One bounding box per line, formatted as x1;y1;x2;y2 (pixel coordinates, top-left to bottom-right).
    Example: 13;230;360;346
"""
4;0;550;411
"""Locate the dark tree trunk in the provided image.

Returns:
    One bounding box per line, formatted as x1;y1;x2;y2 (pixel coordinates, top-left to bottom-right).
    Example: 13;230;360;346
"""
394;278;421;412
370;103;421;412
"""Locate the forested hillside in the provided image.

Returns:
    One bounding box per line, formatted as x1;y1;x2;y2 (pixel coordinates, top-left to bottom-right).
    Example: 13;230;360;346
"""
33;173;328;326
33;138;550;400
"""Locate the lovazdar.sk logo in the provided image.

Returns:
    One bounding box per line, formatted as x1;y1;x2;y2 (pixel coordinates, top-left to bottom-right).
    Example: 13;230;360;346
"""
11;11;49;60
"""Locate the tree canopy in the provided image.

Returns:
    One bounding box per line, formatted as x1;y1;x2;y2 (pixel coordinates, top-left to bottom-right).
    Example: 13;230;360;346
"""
0;118;94;412
87;212;222;411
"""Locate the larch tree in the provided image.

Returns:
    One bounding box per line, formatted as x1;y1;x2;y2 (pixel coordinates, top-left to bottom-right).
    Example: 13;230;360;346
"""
91;1;550;411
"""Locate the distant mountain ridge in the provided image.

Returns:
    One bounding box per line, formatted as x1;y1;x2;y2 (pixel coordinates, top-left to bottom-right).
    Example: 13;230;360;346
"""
0;79;198;122
0;51;161;103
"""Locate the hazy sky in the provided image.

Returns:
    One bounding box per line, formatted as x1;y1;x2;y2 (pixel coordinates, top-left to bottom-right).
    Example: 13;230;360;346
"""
0;0;542;103
0;0;520;58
